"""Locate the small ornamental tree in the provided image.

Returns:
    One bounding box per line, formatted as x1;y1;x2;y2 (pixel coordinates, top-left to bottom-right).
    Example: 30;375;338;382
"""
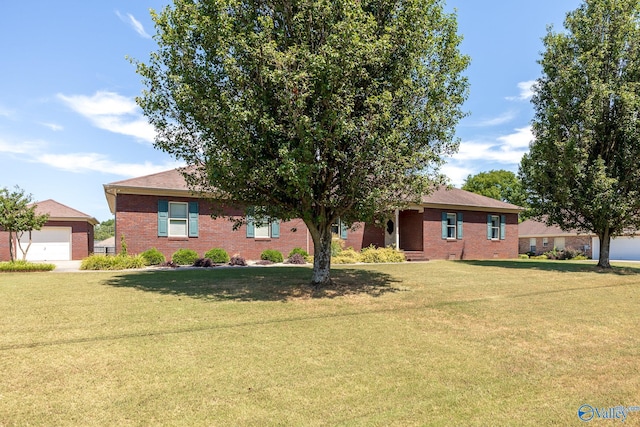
135;0;469;287
0;186;49;262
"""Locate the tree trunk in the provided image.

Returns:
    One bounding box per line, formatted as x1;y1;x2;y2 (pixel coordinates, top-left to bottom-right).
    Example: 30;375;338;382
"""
8;231;15;262
597;230;611;268
310;223;333;288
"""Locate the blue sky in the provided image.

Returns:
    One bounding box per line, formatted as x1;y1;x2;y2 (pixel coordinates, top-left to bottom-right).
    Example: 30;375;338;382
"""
0;1;581;222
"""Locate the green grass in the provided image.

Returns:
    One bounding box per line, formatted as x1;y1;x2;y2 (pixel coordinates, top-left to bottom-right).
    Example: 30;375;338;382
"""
1;260;640;425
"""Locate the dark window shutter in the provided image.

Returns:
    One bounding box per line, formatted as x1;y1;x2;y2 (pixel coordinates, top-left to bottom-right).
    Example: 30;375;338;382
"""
500;215;506;240
188;202;199;237
340;220;348;239
158;200;168;237
457;212;463;239
271;219;280;238
246;208;255;238
441;212;448;239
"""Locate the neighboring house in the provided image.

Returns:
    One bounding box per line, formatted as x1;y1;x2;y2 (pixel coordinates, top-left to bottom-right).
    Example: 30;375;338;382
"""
518;219;593;258
94;236;116;255
103;169;522;261
519;219;640;261
0;199;98;261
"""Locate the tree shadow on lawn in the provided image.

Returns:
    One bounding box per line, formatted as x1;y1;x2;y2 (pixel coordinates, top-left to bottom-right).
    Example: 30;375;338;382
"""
461;259;640;275
102;266;403;302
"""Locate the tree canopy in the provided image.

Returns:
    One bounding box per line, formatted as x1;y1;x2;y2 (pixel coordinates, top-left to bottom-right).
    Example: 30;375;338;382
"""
136;0;469;286
0;186;49;262
94;218;115;242
519;0;640;268
462;169;526;207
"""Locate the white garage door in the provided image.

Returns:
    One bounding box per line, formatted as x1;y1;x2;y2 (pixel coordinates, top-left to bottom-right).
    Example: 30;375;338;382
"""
592;236;640;261
17;227;71;261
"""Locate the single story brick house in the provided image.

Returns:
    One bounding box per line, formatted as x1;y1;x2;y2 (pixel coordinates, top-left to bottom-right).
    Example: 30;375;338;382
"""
0;199;98;261
103;169;522;261
518;219;593;258
519;219;640;260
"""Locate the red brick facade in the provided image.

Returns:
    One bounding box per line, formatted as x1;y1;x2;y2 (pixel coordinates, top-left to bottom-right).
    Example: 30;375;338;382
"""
518;235;592;258
114;194;519;261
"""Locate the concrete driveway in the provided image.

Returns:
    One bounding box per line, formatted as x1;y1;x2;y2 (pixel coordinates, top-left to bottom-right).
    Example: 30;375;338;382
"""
51;260;82;272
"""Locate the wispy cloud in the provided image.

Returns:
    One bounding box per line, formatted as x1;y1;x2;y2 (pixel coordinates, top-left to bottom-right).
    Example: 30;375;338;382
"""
0;138;48;155
471;110;517;127
506;80;536;101
57;91;156;143
40;122;64;132
35;152;181;177
0;105;15;119
116;11;151;39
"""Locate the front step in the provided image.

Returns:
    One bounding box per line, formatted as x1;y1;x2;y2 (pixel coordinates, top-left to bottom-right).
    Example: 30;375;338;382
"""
402;251;429;262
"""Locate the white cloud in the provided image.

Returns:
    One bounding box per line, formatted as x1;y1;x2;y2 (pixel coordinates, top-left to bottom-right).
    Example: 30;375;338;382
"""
441;164;475;187
57;91;156;143
0;105;15;119
472;110;517;127
116;11;151;39
0;138;48;155
496;126;533;150
506;80;536;101
40;122;64;132
35;152;182;177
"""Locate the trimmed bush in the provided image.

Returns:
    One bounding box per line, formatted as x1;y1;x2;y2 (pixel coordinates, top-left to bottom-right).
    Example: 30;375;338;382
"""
171;248;200;265
287;253;307;264
260;249;284;263
229;255;247;266
204;248;230;264
331;239;344;256
518;254;530;259
193;258;214;267
80;254;145;270
288;247;309;259
140;248;166;266
332;248;361;264
359;246;405;263
0;261;56;272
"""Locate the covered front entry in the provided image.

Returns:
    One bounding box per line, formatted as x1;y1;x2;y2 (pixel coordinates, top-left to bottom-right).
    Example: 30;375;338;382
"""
398;210;424;251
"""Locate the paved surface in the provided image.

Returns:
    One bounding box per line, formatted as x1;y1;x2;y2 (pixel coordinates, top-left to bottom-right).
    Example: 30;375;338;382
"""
51;260;82;272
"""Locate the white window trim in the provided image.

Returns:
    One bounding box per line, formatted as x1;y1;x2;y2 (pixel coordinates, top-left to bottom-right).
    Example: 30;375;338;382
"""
446;213;457;240
490;215;500;240
169;202;188;237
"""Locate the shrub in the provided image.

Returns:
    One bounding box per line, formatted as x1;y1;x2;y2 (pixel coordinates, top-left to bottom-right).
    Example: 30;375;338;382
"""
331;239;344;256
518;254;530;259
204;248;230;264
140;248;166;266
288;247;309;259
193;258;214;267
332;248;361;264
171;248;200;265
260;249;284;263
573;254;588;260
359;246;405;263
80;254;145;270
229;255;247;266
287;253;307;264
0;261;55;272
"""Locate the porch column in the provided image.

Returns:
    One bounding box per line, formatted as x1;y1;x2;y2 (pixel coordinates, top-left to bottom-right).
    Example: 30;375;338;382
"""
395;209;400;248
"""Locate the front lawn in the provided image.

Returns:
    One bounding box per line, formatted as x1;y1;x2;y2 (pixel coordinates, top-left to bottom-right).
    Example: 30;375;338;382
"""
1;260;639;425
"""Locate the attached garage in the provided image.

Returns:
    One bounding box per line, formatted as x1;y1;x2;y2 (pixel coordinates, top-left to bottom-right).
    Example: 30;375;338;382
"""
18;227;72;261
592;236;640;261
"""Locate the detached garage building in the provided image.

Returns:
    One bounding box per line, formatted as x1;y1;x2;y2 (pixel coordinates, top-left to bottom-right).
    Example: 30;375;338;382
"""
0;199;98;261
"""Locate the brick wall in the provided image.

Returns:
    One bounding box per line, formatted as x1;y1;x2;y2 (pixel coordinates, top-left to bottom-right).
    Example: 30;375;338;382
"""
519;235;593;258
115;194;310;260
422;209;519;260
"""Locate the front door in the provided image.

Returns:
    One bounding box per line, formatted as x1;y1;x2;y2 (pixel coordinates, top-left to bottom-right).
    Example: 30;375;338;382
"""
399;210;423;251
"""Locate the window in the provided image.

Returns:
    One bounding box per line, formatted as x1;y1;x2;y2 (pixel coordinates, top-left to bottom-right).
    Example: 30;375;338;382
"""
331;219;348;239
158;200;199;238
487;214;506;240
169;202;188;237
543;237;548;247
529;238;537;253
246;208;280;239
441;212;463;240
554;237;565;250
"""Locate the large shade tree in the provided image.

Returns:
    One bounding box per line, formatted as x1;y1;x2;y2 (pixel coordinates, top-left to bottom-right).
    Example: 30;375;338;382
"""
462;170;526;207
520;0;640;268
136;0;469;286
